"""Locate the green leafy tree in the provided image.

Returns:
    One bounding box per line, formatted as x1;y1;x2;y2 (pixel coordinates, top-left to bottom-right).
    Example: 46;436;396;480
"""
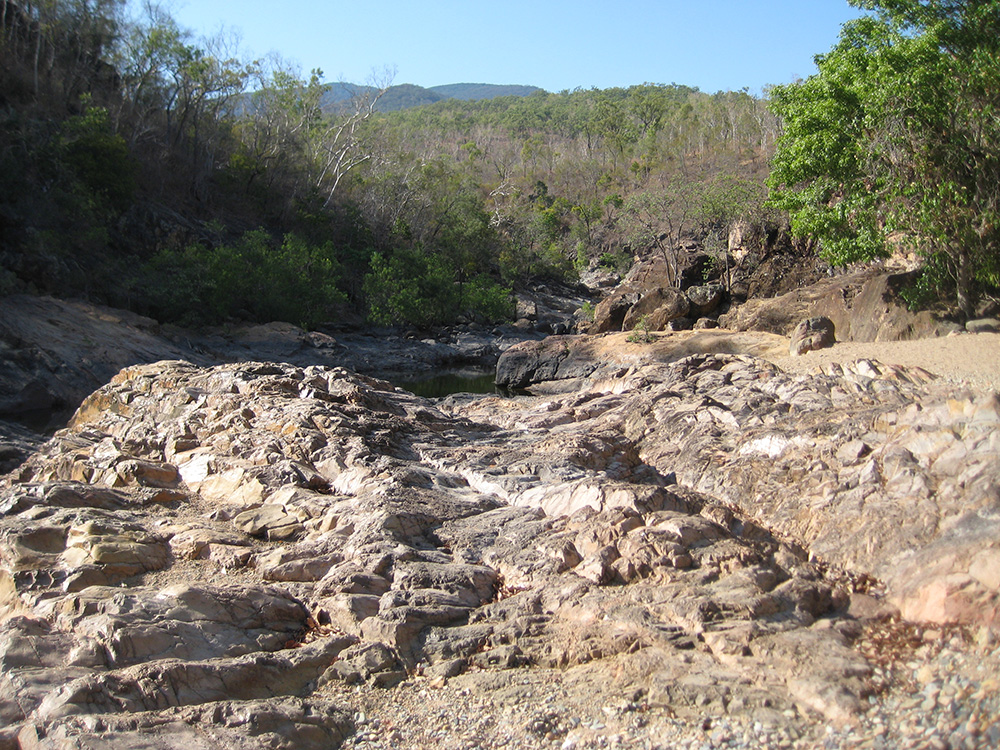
768;0;1000;316
363;247;512;327
58;101;136;211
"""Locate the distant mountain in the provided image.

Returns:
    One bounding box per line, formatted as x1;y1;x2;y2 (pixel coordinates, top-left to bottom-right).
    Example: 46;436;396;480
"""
378;83;446;111
428;83;542;101
318;82;543;113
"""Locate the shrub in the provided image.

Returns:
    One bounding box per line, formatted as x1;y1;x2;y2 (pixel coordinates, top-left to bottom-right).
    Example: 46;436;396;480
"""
364;249;459;327
598;251;633;275
58;103;136;212
462;275;515;324
140;231;345;328
626;314;655;344
364;248;514;327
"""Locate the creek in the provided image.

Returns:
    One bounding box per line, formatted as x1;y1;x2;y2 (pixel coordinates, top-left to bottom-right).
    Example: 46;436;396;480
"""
395;369;500;398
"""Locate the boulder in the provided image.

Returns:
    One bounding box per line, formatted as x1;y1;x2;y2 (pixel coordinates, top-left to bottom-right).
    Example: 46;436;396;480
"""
966;318;1000;333
719;268;952;342
685;284;725;316
789;316;836;355
620;287;690;331
591;289;641;333
494;335;603;388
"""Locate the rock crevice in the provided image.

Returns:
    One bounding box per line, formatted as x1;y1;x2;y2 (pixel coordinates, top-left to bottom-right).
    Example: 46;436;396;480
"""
1;356;998;747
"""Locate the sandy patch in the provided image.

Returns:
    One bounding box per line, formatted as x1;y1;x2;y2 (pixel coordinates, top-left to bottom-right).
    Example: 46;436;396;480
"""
769;332;1000;393
593;329;999;394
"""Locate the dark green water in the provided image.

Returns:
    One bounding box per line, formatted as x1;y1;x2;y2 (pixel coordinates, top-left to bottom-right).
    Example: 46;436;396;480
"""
398;370;499;398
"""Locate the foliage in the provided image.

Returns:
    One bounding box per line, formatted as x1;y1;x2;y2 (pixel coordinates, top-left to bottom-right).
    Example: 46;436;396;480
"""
626;314;655;344
0;0;783;331
768;0;1000;315
620;181;708;287
461;275;517;323
364;249;458;327
898;251;953;311
597;251;633;275
363;248;513;328
58;102;136;211
139;231;346;328
0;102;134;298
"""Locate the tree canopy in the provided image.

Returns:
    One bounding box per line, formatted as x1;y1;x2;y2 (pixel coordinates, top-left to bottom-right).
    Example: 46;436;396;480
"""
1;0;783;329
768;0;1000;315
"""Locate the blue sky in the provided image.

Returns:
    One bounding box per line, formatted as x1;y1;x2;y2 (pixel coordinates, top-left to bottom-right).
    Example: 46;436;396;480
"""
168;0;865;94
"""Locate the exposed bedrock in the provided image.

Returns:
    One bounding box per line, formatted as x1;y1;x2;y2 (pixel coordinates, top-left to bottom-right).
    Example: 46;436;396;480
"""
1;355;997;747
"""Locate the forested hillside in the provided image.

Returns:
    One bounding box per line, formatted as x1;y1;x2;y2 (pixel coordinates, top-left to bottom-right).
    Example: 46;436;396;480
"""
0;0;788;330
320;82;543;112
1;0;994;330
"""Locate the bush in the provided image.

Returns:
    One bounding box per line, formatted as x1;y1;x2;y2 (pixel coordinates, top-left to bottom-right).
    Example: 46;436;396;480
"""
462;275;515;323
58;104;136;212
139;231;346;328
0;105;137;297
364;247;513;327
598;251;633;275
626;314;655;343
364;249;459;327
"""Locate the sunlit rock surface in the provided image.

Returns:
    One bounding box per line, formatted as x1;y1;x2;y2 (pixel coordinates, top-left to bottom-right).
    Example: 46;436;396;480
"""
1;355;997;747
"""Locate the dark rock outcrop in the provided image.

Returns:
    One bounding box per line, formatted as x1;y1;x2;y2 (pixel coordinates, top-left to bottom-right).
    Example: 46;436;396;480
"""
589;258;696;334
494;335;606;389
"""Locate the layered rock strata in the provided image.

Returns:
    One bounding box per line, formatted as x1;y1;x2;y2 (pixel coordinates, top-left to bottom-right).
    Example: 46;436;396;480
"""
1;356;997;748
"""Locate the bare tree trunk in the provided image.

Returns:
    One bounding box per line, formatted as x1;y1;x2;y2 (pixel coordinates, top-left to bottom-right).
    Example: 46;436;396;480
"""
32;24;40;96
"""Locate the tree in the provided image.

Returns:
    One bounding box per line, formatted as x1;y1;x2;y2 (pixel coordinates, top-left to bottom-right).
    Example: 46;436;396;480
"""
620;179;706;288
590;90;638;168
305;66;395;207
698;175;771;290
0;0;125;105
768;0;1000;316
162;34;249;191
111;4;185;147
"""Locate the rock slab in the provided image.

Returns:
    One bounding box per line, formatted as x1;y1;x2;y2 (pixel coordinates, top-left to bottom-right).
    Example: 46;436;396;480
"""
1;354;997;748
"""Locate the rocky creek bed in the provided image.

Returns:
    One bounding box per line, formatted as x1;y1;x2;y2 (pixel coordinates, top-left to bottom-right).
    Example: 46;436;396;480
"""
0;347;997;749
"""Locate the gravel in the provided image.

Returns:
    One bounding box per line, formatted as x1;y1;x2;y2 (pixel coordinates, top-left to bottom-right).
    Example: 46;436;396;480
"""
318;624;1000;749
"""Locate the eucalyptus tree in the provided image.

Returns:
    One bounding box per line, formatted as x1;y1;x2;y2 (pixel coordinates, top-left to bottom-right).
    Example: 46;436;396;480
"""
306;67;394;207
620;179;707;288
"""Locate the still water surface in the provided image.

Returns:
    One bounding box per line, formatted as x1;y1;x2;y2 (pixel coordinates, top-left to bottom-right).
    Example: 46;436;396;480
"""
397;370;500;398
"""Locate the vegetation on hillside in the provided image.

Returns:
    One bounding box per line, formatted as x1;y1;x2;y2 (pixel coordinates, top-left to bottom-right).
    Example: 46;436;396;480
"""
1;0;993;330
0;0;781;329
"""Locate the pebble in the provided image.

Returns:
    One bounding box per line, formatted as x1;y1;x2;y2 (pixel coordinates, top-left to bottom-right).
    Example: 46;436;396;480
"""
328;635;1000;750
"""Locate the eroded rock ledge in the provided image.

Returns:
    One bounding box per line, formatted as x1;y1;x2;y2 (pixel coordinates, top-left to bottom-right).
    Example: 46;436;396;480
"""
1;356;997;748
